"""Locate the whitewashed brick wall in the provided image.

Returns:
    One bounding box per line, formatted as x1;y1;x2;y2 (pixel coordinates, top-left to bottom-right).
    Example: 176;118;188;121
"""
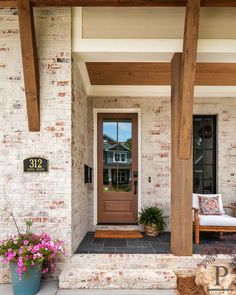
88;97;236;230
194;97;236;206
72;57;92;252
0;8;72;283
1;6;236;284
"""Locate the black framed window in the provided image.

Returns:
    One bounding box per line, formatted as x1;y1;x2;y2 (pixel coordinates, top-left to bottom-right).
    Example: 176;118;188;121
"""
193;115;217;194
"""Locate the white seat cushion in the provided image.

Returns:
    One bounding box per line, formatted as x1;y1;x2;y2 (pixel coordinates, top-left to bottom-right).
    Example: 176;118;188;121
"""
199;214;236;227
193;193;225;214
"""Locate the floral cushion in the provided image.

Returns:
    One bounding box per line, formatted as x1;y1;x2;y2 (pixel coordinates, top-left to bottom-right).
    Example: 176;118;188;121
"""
198;196;222;215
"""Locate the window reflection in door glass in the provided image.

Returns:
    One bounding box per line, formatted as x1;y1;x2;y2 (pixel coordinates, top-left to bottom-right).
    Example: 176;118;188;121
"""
118;120;132;143
103;121;117;142
116;168;132;192
103;138;132;192
103;142;117;192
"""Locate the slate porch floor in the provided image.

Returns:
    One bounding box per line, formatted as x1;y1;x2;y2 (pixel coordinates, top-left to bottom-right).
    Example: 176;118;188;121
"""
76;232;236;254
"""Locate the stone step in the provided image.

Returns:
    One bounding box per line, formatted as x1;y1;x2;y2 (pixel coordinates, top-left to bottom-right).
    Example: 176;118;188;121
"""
59;268;176;290
70;254;232;271
70;253;202;270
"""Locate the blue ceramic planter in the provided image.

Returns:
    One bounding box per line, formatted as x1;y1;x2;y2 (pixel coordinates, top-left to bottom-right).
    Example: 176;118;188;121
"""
10;262;42;295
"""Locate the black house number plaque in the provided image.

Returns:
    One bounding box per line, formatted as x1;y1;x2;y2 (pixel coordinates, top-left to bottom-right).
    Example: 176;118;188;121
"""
24;157;48;172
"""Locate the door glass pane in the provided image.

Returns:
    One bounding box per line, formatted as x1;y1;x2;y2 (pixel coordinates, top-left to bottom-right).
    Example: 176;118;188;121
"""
103;142;117;192
204;165;213;180
203;150;213;165
204;136;213;149
118;120;132;143
102;117;134;193
203;180;214;194
194;150;203;165
193;177;203;194
193;118;203;134
116;169;132;192
193;116;216;194
117;143;132;192
194;165;204;179
193;135;203;149
103;121;117;142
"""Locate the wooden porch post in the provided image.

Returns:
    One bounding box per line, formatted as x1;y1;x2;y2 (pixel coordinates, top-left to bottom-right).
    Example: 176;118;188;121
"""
171;0;200;256
171;53;193;256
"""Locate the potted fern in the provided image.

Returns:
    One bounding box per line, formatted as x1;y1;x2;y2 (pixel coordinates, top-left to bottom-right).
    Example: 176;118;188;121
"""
138;206;166;236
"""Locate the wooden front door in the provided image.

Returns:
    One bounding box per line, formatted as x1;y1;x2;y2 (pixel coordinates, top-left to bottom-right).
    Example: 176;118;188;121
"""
97;113;138;224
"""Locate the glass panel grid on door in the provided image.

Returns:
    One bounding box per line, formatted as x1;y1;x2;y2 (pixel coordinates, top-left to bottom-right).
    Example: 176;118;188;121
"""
98;113;138;224
103;119;133;193
193;115;216;194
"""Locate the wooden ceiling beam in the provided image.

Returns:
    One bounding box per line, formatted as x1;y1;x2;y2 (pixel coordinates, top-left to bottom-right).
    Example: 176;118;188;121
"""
18;0;40;131
179;0;201;159
0;0;16;7
2;0;236;8
86;62;236;86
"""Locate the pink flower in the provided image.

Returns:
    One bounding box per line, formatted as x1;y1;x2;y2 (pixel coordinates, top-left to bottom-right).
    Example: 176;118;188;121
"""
18;261;23;267
7;253;14;260
27;246;31;251
33;246;39;251
22;267;26;272
42;268;48;274
23;240;29;245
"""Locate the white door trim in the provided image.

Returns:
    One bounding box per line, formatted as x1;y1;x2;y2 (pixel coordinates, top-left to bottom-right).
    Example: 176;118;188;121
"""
93;108;142;226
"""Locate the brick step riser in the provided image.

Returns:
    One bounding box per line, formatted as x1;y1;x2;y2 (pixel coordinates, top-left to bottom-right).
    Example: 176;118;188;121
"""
59;269;177;290
70;254;232;270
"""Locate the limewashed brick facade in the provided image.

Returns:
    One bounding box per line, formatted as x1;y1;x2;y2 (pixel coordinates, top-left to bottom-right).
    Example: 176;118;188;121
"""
88;97;236;229
0;6;236;286
71;57;92;252
0;8;72;283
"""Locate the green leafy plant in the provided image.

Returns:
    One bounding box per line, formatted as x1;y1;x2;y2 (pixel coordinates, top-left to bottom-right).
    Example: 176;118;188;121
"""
138;206;166;232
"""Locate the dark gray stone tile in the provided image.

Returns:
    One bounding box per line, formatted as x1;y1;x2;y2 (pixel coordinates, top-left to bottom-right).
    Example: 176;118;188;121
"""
83;232;95;241
79;243;103;251
152;245;170;254
127;241;152;248
104;239;127;247
93;238;105;244
76;249;90;254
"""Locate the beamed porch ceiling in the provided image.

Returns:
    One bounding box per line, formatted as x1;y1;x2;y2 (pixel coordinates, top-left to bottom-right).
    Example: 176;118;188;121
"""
86;62;236;86
1;0;236;132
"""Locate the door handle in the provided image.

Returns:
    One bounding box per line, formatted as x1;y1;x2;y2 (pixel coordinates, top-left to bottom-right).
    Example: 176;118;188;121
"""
134;180;137;194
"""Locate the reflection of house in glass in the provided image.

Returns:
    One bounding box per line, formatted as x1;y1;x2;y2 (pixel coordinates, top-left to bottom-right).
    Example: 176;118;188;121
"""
103;135;132;192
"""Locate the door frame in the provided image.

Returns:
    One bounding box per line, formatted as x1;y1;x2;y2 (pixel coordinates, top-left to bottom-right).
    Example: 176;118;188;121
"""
93;108;142;226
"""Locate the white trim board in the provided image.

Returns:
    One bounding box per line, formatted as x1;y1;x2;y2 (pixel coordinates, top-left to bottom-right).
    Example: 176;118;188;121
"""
93;108;142;226
75;52;236;63
89;85;236;98
72;8;236;54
